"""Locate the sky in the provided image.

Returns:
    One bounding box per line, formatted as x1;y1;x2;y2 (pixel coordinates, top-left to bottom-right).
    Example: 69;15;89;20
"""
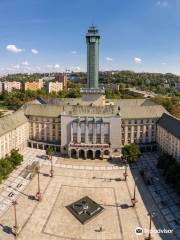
1;0;180;75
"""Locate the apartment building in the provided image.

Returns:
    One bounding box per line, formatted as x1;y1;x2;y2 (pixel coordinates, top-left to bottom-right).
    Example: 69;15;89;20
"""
3;81;21;93
55;74;68;89
24;80;43;91
45;81;63;93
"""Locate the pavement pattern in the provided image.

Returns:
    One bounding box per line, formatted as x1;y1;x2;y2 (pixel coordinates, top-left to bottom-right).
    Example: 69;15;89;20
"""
0;148;177;240
134;153;180;239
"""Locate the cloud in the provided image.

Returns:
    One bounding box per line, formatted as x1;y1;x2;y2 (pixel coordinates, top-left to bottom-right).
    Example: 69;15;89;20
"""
74;66;81;72
54;64;60;69
156;1;168;7
12;65;20;69
6;44;23;53
106;57;113;61
161;62;167;65
22;61;29;66
71;50;77;54
134;57;142;64
31;49;39;54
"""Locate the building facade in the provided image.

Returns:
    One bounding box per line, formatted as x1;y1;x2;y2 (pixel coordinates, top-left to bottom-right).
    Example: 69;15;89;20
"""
157;113;180;161
3;81;21;93
55;74;68;89
0;110;29;159
45;81;63;93
24;81;43;91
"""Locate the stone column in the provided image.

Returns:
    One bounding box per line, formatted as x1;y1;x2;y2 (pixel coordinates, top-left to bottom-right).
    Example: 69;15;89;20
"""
92;151;95;160
101;150;103;160
76;150;79;159
84;150;87;159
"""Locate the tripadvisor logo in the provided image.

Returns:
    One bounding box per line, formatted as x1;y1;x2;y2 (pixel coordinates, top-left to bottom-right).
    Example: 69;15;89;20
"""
135;227;144;235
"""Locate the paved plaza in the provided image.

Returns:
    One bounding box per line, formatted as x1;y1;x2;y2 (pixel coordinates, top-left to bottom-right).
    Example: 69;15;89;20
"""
0;148;177;240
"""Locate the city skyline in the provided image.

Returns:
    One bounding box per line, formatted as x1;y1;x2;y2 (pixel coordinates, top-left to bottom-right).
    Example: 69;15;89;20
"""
1;0;180;74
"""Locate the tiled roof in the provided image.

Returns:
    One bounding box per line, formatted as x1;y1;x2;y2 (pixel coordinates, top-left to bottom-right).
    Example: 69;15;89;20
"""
24;104;63;117
157;113;180;139
0;110;28;136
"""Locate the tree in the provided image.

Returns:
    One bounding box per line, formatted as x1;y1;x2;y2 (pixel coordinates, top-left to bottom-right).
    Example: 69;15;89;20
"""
122;144;141;163
46;147;54;160
9;149;23;167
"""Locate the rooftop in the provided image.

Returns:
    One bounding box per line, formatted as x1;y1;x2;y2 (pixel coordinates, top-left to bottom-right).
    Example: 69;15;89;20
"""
0;110;28;136
158;113;180;139
23;98;167;119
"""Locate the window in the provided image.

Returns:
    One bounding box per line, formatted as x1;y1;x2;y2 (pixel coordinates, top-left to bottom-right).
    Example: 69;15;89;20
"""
81;133;85;143
88;123;93;134
72;122;77;134
96;134;101;143
89;134;93;143
128;120;131;125
104;134;109;144
73;133;77;143
96;124;101;134
80;123;85;134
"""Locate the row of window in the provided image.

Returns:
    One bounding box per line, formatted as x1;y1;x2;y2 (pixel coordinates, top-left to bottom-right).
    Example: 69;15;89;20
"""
122;119;155;125
72;133;109;144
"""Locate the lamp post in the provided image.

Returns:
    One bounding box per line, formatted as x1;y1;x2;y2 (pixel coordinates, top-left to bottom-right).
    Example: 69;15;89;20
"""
50;154;54;177
12;200;19;237
46;147;54;178
131;177;138;207
35;167;42;201
123;159;128;181
145;211;155;240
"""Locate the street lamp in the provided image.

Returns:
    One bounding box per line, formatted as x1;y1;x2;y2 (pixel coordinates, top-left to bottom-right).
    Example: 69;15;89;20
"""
131;177;138;207
12;200;19;237
35;167;42;201
50;154;54;177
123;159;128;181
145;211;156;240
46;147;54;177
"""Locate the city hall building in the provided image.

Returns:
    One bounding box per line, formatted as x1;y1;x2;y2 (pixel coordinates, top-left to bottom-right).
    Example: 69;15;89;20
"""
0;26;179;161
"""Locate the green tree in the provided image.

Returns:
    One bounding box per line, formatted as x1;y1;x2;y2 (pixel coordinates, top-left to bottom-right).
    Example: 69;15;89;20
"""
46;147;54;160
9;149;23;167
122;144;141;163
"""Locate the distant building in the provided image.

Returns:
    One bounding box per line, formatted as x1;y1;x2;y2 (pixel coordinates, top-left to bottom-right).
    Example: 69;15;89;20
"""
175;82;180;90
0;82;3;93
45;81;63;93
145;79;151;85
4;81;21;93
161;83;170;88
55;74;68;89
157;113;180;162
24;81;43;91
102;83;119;93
